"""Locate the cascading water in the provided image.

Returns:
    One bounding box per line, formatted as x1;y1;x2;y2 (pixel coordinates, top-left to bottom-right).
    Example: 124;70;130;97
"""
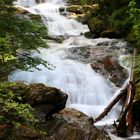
11;0;129;126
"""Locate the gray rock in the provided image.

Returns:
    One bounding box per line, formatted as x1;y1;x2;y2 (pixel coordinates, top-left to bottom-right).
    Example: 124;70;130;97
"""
43;108;111;140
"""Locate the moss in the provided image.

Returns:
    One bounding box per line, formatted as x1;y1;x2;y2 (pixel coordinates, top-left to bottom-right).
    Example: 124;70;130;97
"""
88;17;108;37
66;5;84;14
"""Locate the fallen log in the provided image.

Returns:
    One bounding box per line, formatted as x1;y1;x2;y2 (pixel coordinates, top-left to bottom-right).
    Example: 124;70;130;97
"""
94;49;136;137
94;84;128;123
116;49;136;137
116;81;135;136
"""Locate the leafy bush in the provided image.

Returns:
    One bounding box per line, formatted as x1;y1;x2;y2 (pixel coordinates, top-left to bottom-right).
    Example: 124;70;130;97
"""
0;83;38;127
108;6;132;35
0;0;52;71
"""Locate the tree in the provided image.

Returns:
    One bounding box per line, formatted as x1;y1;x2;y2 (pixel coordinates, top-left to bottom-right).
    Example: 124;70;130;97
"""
0;0;51;71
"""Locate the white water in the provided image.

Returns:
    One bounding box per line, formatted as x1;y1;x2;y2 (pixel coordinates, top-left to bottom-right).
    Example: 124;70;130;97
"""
11;0;129;126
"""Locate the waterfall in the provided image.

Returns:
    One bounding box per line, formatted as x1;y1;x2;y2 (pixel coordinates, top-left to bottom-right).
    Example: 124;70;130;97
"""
15;0;36;7
30;0;88;36
11;0;129;125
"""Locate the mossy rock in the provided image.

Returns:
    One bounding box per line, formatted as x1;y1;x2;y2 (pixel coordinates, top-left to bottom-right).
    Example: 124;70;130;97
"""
88;17;108;37
66;5;84;14
84;31;93;38
9;83;68;117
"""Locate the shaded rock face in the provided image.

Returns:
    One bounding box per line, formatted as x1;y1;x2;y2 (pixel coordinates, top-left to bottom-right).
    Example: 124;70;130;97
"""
0;83;111;140
42;108;111;140
87;17;121;38
10;83;68;117
0;109;110;140
65;40;130;87
26;84;68;117
0;124;48;140
88;17;108;38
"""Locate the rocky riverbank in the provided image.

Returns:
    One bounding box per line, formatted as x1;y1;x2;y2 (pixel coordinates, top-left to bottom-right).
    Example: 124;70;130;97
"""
66;38;131;87
1;1;140;139
0;83;110;140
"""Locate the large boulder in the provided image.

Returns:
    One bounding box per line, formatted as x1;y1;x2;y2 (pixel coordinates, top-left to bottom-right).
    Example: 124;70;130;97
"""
0;83;111;140
43;108;111;140
0;108;111;140
10;83;68;117
88;17;108;37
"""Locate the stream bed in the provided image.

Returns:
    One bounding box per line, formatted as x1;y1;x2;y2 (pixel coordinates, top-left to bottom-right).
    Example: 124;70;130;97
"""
10;0;136;139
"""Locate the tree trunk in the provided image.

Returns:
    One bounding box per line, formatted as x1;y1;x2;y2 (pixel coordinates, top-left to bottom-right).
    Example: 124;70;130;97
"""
94;84;127;123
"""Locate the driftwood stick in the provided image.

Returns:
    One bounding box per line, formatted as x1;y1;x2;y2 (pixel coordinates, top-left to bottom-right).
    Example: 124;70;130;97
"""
94;85;128;123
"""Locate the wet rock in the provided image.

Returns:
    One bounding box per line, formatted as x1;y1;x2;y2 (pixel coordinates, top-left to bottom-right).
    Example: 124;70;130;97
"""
66;5;94;15
96;39;119;46
45;35;64;43
91;56;128;87
66;5;84;14
43;108;111;140
66;46;91;63
66;40;129;87
16;7;42;21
